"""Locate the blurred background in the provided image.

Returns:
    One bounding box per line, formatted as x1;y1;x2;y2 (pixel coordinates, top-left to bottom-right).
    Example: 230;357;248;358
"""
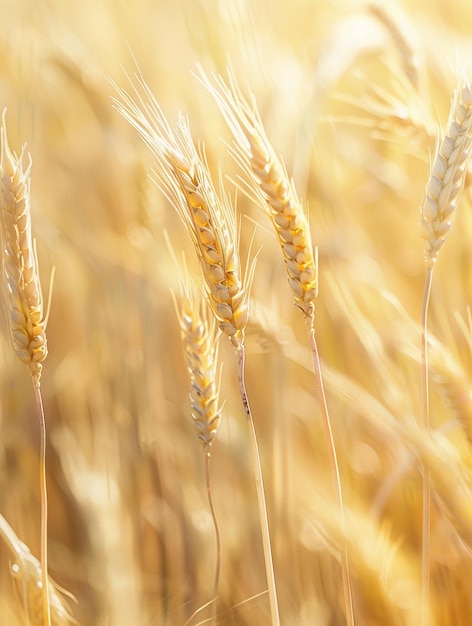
1;0;472;624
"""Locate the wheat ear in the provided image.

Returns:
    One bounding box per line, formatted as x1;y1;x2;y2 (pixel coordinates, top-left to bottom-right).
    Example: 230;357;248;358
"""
111;77;248;348
0;112;51;626
113;73;280;626
0;514;76;625
420;78;472;267
195;68;318;318
177;281;222;453
177;281;222;625
199;69;354;626
418;76;472;626
368;2;422;93
0;114;47;380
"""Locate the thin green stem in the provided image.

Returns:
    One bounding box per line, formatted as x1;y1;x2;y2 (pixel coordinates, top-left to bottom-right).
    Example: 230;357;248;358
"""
420;264;434;626
306;311;354;626
237;343;280;626
32;379;51;626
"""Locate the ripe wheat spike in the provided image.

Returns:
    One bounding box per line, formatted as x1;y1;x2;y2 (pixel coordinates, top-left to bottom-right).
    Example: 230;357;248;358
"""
420;77;472;267
112;76;249;347
0;514;76;625
0;112;47;383
177;280;222;453
197;68;318;318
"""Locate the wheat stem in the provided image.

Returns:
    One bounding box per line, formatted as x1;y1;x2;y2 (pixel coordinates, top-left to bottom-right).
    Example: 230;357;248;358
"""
199;69;353;624
183;454;221;626
420;266;433;626
418;75;472;626
32;380;50;626
0;112;51;626
237;344;280;626
177;284;222;623
306;312;354;626
204;454;221;626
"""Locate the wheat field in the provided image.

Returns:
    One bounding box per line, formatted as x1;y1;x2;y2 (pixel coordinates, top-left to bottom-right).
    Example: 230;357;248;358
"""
1;1;472;624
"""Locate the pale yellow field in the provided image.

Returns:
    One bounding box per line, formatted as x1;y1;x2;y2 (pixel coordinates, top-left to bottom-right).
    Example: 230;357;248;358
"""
1;1;472;625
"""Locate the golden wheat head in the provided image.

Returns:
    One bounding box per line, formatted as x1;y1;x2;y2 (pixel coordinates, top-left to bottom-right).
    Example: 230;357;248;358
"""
112;75;249;347
0;112;47;383
177;280;222;454
420;77;472;266
0;514;76;625
197;69;318;318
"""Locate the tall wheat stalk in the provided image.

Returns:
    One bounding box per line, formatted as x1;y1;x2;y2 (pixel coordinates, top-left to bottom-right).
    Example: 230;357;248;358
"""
176;281;222;625
112;72;280;626
198;68;354;626
0;113;51;626
418;75;472;626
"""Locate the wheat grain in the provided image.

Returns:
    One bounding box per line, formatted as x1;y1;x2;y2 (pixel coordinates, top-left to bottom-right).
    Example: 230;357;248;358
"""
112;77;249;348
197;69;318;318
420;77;472;267
0;112;47;383
177;281;221;453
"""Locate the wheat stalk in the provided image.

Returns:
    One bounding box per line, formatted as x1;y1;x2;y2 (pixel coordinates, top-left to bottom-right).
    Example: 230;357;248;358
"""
199;69;355;625
176;281;222;625
418;75;472;626
0;112;51;626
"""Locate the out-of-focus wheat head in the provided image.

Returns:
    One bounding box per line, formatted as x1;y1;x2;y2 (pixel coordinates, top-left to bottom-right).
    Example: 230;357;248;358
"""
198;70;318;318
0;515;76;626
112;76;249;347
0;112;47;383
420;78;472;267
368;1;422;94
177;280;222;454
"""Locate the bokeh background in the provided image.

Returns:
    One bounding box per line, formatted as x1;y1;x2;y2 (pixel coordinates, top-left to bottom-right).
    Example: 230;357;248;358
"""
1;0;472;624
